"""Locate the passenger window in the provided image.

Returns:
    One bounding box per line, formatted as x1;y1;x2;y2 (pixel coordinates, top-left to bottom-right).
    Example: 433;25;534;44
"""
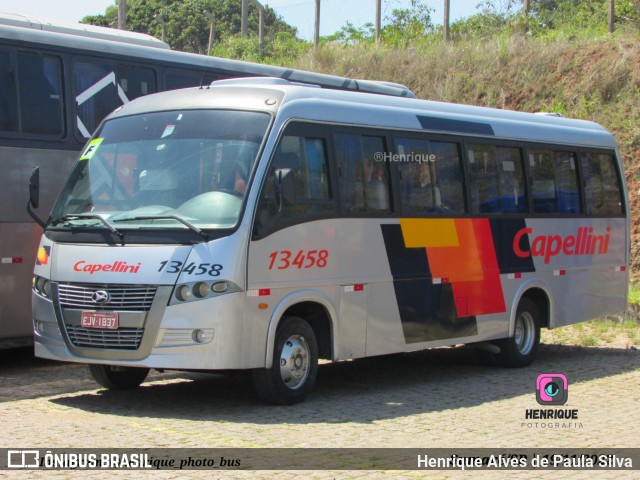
529;149;581;214
74;62;122;138
466;144;526;213
335;133;390;214
164;70;223;90
118;65;157;100
0;50;18;132
255;130;334;235
396;137;465;214
580;153;624;215
0;51;63;135
17;53;64;135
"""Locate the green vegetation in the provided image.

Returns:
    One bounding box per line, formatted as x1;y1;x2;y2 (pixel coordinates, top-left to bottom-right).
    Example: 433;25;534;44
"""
82;0;295;54
629;285;640;305
542;318;640;347
210;32;308;64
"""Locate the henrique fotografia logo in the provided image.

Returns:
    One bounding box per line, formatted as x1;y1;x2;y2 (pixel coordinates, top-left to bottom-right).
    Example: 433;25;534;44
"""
536;373;568;405
522;373;580;429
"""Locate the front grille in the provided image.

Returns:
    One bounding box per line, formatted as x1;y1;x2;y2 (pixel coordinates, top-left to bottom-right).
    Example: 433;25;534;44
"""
58;284;156;311
66;326;144;349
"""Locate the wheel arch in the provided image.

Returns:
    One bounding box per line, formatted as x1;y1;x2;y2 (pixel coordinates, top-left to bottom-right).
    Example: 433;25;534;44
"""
264;290;337;368
509;280;552;337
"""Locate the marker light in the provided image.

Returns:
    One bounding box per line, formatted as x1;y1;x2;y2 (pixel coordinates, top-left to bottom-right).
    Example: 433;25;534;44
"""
211;282;228;293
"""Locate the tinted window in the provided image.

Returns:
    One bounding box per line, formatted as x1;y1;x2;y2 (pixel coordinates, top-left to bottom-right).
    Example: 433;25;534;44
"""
18;53;64;135
74;62;122;138
0;50;18;132
255;126;334;235
580;152;624;215
164;70;224;90
529;149;581;214
0;51;63;135
118;65;157;100
466;144;526;213
396;137;465;214
335;133;390;214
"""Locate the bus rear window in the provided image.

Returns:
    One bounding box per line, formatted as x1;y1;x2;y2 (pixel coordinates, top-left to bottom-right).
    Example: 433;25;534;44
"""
580;153;624;215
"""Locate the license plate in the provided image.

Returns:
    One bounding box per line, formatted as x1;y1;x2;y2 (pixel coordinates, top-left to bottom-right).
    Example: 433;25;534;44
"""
81;311;119;330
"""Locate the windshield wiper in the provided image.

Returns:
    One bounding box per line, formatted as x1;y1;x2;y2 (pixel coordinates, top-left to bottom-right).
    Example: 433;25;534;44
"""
50;213;125;245
112;214;209;242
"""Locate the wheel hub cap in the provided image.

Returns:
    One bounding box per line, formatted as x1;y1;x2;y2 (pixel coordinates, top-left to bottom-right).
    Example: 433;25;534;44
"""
279;335;310;390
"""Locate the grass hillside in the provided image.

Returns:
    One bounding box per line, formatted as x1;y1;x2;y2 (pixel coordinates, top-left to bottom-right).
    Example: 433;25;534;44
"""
287;35;640;275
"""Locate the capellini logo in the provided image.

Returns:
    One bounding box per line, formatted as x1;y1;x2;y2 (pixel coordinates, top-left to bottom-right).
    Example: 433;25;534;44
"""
536;373;568;405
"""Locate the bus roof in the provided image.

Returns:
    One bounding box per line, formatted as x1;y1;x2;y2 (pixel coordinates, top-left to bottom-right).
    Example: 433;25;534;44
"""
109;78;617;150
0;13;414;98
0;12;170;49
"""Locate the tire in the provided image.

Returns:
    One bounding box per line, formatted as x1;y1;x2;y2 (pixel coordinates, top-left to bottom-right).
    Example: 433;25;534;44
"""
89;364;150;390
496;297;541;368
252;316;318;405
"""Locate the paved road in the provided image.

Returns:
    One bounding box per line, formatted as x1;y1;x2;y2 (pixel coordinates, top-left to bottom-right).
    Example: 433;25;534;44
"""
0;342;638;479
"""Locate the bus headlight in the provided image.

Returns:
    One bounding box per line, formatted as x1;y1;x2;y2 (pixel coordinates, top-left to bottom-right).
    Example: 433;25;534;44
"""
194;282;210;298
171;280;240;305
33;275;51;298
175;284;193;302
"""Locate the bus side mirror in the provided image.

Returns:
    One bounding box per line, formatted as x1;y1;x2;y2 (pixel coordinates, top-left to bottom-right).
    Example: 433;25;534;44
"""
275;168;295;207
27;166;47;229
29;166;40;209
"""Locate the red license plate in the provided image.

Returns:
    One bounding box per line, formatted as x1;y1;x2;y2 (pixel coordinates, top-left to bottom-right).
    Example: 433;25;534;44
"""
81;311;119;330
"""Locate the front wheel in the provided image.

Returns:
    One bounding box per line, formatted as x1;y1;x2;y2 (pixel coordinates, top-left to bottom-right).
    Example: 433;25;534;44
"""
89;364;150;390
496;298;541;368
252;316;318;405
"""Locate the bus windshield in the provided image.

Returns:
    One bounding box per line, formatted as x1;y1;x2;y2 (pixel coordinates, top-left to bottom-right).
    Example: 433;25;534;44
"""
50;109;270;233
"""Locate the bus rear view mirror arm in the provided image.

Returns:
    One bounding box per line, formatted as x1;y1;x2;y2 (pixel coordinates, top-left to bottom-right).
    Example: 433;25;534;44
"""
27;166;47;229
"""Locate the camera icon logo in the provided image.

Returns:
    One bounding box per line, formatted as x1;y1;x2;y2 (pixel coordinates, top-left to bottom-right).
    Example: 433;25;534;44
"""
536;373;568;405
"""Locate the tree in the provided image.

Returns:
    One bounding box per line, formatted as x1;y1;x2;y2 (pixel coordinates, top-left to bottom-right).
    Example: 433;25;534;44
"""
82;0;297;54
381;0;434;46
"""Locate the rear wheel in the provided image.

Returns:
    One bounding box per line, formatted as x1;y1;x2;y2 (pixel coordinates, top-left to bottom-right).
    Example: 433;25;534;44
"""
89;364;149;390
496;298;540;368
252;316;318;405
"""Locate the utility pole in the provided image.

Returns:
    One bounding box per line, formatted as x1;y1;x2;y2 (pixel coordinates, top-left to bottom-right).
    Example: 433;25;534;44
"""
375;0;381;44
154;14;167;43
203;10;216;54
118;0;126;30
609;0;615;33
443;0;450;42
241;0;249;38
314;0;320;49
523;0;530;33
254;0;265;47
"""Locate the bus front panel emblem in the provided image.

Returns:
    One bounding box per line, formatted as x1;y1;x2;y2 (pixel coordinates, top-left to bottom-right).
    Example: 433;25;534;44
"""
92;290;110;305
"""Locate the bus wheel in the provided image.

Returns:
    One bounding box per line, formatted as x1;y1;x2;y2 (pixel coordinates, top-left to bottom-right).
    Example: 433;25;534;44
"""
89;364;150;390
252;316;318;405
497;298;540;368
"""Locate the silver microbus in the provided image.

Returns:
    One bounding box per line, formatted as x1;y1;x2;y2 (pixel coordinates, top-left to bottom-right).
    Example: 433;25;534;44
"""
31;78;628;404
